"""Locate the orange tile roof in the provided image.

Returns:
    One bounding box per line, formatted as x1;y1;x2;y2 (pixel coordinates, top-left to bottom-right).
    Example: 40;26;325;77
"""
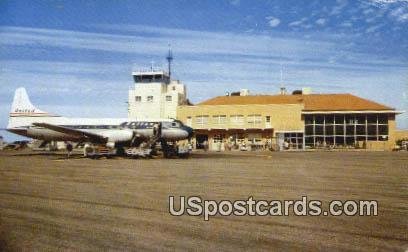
197;94;394;111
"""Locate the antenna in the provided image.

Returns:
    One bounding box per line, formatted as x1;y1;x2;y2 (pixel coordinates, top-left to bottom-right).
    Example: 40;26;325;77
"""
280;63;283;86
150;60;155;71
166;44;173;80
279;63;287;95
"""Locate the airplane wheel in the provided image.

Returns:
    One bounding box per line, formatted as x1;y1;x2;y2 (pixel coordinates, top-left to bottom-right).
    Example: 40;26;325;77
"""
116;146;125;156
84;148;94;157
163;150;171;158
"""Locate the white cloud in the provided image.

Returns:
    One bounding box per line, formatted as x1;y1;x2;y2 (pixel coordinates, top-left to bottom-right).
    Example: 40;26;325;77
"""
340;21;353;27
2;25;406;72
329;0;348;16
363;8;375;15
399;12;408;20
365;24;383;33
0;25;407;131
389;6;408;21
288;18;308;27
0;25;337;62
288;18;316;29
229;0;240;6
359;0;407;28
315;18;327;25
266;16;281;27
288;20;303;27
369;0;408;3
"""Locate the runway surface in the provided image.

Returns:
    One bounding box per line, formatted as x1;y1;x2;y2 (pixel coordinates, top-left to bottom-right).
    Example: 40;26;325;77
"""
0;150;407;251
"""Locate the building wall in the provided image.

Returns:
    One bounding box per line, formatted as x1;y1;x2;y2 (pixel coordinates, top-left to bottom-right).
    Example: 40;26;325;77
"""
194;129;274;151
128;83;164;119
129;80;186;119
178;103;400;151
177;103;304;132
388;115;397;150
177;103;304;151
162;81;186;119
363;141;390;151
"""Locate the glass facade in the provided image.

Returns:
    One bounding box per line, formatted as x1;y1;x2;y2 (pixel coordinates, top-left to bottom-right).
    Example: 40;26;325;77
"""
304;114;389;148
284;133;303;149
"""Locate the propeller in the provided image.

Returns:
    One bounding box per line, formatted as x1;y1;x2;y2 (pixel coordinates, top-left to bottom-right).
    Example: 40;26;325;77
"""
154;122;162;139
130;131;139;147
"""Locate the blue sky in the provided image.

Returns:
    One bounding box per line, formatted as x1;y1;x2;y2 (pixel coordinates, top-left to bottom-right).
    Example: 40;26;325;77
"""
0;0;407;140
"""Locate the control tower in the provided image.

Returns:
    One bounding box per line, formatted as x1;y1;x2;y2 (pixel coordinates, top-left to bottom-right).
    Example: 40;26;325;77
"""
128;50;187;119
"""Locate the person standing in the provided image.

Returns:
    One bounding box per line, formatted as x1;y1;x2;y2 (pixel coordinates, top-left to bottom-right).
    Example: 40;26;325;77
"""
66;142;73;158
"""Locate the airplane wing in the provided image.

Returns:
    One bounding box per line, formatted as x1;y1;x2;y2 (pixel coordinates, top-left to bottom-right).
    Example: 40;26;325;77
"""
32;123;107;143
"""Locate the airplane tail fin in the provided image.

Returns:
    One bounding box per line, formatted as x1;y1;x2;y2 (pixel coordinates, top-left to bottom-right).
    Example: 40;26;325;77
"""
9;87;52;117
7;87;59;131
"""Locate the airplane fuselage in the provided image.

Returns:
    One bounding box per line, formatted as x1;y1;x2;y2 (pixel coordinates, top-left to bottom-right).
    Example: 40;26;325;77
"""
7;88;193;148
8;118;192;142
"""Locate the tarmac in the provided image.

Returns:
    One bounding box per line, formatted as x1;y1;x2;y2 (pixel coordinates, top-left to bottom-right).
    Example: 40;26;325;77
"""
0;150;407;251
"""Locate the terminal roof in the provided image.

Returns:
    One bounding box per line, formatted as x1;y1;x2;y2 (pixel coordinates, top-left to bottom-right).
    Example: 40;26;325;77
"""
197;94;394;111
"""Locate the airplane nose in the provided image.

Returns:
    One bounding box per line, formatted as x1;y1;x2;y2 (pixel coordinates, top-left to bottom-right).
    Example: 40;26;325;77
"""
184;126;194;138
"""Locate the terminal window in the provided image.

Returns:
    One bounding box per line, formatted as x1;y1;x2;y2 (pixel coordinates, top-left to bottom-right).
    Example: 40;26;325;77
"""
304;113;389;148
230;115;244;125
248;133;262;143
212;115;227;124
247;114;262;125
284;133;303;149
213;134;224;143
196;115;209;126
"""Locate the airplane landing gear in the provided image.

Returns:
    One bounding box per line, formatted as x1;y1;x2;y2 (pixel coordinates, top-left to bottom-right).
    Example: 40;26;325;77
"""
160;140;190;158
116;146;125;156
83;144;116;158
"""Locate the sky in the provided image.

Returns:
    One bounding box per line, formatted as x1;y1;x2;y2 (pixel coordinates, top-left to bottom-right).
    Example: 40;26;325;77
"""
0;0;407;141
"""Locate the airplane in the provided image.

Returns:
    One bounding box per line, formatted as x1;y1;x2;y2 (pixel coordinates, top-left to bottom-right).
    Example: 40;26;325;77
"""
6;87;194;158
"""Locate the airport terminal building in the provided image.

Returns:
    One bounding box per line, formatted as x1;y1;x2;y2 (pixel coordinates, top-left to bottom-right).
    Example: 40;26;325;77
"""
177;92;402;151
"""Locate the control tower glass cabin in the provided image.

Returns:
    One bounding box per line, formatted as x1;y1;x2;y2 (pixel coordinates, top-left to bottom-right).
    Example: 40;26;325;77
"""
132;70;170;84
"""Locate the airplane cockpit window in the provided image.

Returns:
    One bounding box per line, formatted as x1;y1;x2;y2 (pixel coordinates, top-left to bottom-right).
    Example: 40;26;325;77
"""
173;120;184;127
171;121;180;128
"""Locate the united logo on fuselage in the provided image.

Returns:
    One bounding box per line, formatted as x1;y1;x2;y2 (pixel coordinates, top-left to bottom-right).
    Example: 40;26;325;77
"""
14;109;36;113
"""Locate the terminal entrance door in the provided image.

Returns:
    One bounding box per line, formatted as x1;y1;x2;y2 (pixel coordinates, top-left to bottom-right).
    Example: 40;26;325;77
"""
195;134;208;149
276;132;304;150
276;133;285;151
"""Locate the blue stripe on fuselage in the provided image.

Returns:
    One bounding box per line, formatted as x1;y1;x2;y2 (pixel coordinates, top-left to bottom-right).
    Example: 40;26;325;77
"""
58;122;174;130
12;121;177;131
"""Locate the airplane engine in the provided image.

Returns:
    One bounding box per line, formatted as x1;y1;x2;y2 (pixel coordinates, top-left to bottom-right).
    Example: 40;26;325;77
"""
106;142;115;148
101;129;134;144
